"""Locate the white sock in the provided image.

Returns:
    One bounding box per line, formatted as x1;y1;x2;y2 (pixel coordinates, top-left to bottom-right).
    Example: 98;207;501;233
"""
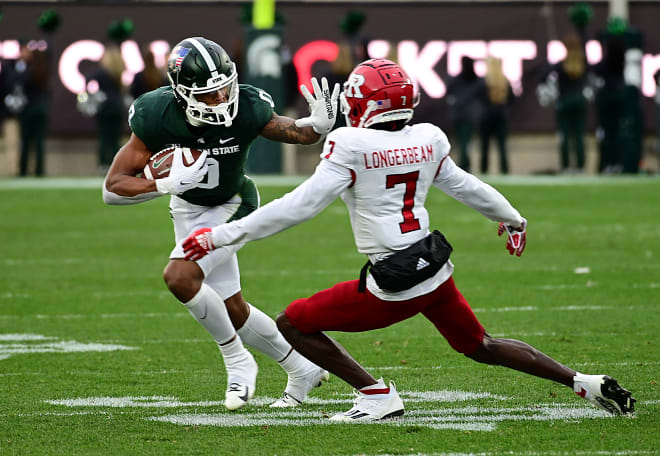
219;335;254;384
573;372;594;393
279;348;319;376
184;283;237;346
237;304;293;362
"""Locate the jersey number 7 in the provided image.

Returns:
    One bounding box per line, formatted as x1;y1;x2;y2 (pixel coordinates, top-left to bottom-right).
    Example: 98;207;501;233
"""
386;171;421;234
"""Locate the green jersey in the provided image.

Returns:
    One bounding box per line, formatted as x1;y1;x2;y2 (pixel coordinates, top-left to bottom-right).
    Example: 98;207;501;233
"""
129;84;274;207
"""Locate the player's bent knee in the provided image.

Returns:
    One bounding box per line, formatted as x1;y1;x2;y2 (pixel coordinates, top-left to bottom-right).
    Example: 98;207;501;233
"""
464;334;497;364
163;260;203;302
275;312;291;334
276;312;300;343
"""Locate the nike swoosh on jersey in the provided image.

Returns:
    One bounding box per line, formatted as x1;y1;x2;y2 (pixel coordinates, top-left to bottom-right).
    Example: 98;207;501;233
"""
218;137;235;144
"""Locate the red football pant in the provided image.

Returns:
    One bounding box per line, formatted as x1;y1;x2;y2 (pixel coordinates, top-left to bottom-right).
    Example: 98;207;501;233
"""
284;277;485;355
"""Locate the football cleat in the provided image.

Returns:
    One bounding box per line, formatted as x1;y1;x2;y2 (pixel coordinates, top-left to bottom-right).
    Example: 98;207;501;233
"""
573;374;636;415
224;351;258;411
330;381;404;422
225;382;254;411
270;367;330;408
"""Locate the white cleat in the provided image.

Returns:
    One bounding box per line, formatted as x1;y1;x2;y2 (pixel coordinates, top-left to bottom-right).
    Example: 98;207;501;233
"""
270;367;330;408
330;381;404;422
224;382;255;411
573;373;636;416
224;352;258;411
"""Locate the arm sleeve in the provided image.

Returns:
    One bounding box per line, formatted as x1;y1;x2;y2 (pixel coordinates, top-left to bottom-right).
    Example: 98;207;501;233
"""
211;160;353;246
102;179;162;205
433;156;523;225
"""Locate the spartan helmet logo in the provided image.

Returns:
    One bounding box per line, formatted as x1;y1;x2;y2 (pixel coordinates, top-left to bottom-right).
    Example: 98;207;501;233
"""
246;34;282;79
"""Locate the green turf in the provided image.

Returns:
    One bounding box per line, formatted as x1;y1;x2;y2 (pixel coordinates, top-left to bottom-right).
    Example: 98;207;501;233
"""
0;178;658;455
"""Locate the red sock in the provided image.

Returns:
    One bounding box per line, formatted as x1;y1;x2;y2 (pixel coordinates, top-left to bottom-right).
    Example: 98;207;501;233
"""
359;383;390;395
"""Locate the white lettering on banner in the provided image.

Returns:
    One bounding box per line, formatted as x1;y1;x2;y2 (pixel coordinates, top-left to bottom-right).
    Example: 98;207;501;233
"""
52;39;659;99
643;54;660;97
149;40;171;69
367;40;391;59
447;41;489;77
546;40;568;65
0;40;21;59
487;41;537;95
120;40;143;87
585;40;603;64
58;40;105;94
57;40;171;94
398;40;447;98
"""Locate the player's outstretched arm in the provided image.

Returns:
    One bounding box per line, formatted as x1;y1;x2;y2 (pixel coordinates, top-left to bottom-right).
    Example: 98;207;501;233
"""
433;156;527;255
183;160;352;261
260;77;340;145
260;114;320;145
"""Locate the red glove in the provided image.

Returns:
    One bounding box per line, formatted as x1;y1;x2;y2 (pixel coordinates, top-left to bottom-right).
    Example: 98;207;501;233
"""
183;227;215;261
498;218;527;257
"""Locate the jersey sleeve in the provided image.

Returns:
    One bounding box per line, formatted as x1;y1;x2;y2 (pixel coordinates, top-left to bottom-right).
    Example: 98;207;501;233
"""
239;84;274;132
210;159;353;247
433;156;523;225
127;95;148;142
319;128;357;170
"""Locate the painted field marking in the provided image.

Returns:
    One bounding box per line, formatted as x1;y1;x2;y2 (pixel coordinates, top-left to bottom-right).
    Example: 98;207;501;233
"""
46;396;225;408
42;392;622;432
147;404;612;432
0;333;137;360
0;334;57;341
44;390;508;409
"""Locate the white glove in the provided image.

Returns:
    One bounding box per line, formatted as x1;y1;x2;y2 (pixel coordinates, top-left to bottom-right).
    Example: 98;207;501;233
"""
295;77;340;135
155;148;208;195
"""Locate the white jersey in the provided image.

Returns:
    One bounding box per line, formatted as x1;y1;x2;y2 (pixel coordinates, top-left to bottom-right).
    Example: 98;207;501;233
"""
324;124;448;254
211;123;523;300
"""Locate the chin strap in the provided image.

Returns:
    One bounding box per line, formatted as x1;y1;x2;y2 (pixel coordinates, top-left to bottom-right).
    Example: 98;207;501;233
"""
357;101;378;129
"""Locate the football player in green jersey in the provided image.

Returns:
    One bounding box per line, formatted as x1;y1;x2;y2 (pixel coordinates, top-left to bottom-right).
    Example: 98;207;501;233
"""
103;37;339;410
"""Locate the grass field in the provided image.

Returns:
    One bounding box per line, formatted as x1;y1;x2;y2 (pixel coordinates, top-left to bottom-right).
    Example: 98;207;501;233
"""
1;176;658;456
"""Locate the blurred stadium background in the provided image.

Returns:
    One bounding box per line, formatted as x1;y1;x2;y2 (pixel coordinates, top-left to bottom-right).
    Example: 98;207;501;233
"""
0;0;658;177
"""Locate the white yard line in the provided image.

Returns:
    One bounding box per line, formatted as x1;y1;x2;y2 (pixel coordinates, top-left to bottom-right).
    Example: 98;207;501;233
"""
0;334;57;341
27;393;657;433
146;404;612;431
0;334;138;360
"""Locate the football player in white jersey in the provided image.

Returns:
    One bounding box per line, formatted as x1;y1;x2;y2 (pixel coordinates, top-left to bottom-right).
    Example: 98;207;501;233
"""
182;59;635;421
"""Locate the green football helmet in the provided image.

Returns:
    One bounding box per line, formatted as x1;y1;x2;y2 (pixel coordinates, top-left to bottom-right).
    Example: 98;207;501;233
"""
167;37;239;127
